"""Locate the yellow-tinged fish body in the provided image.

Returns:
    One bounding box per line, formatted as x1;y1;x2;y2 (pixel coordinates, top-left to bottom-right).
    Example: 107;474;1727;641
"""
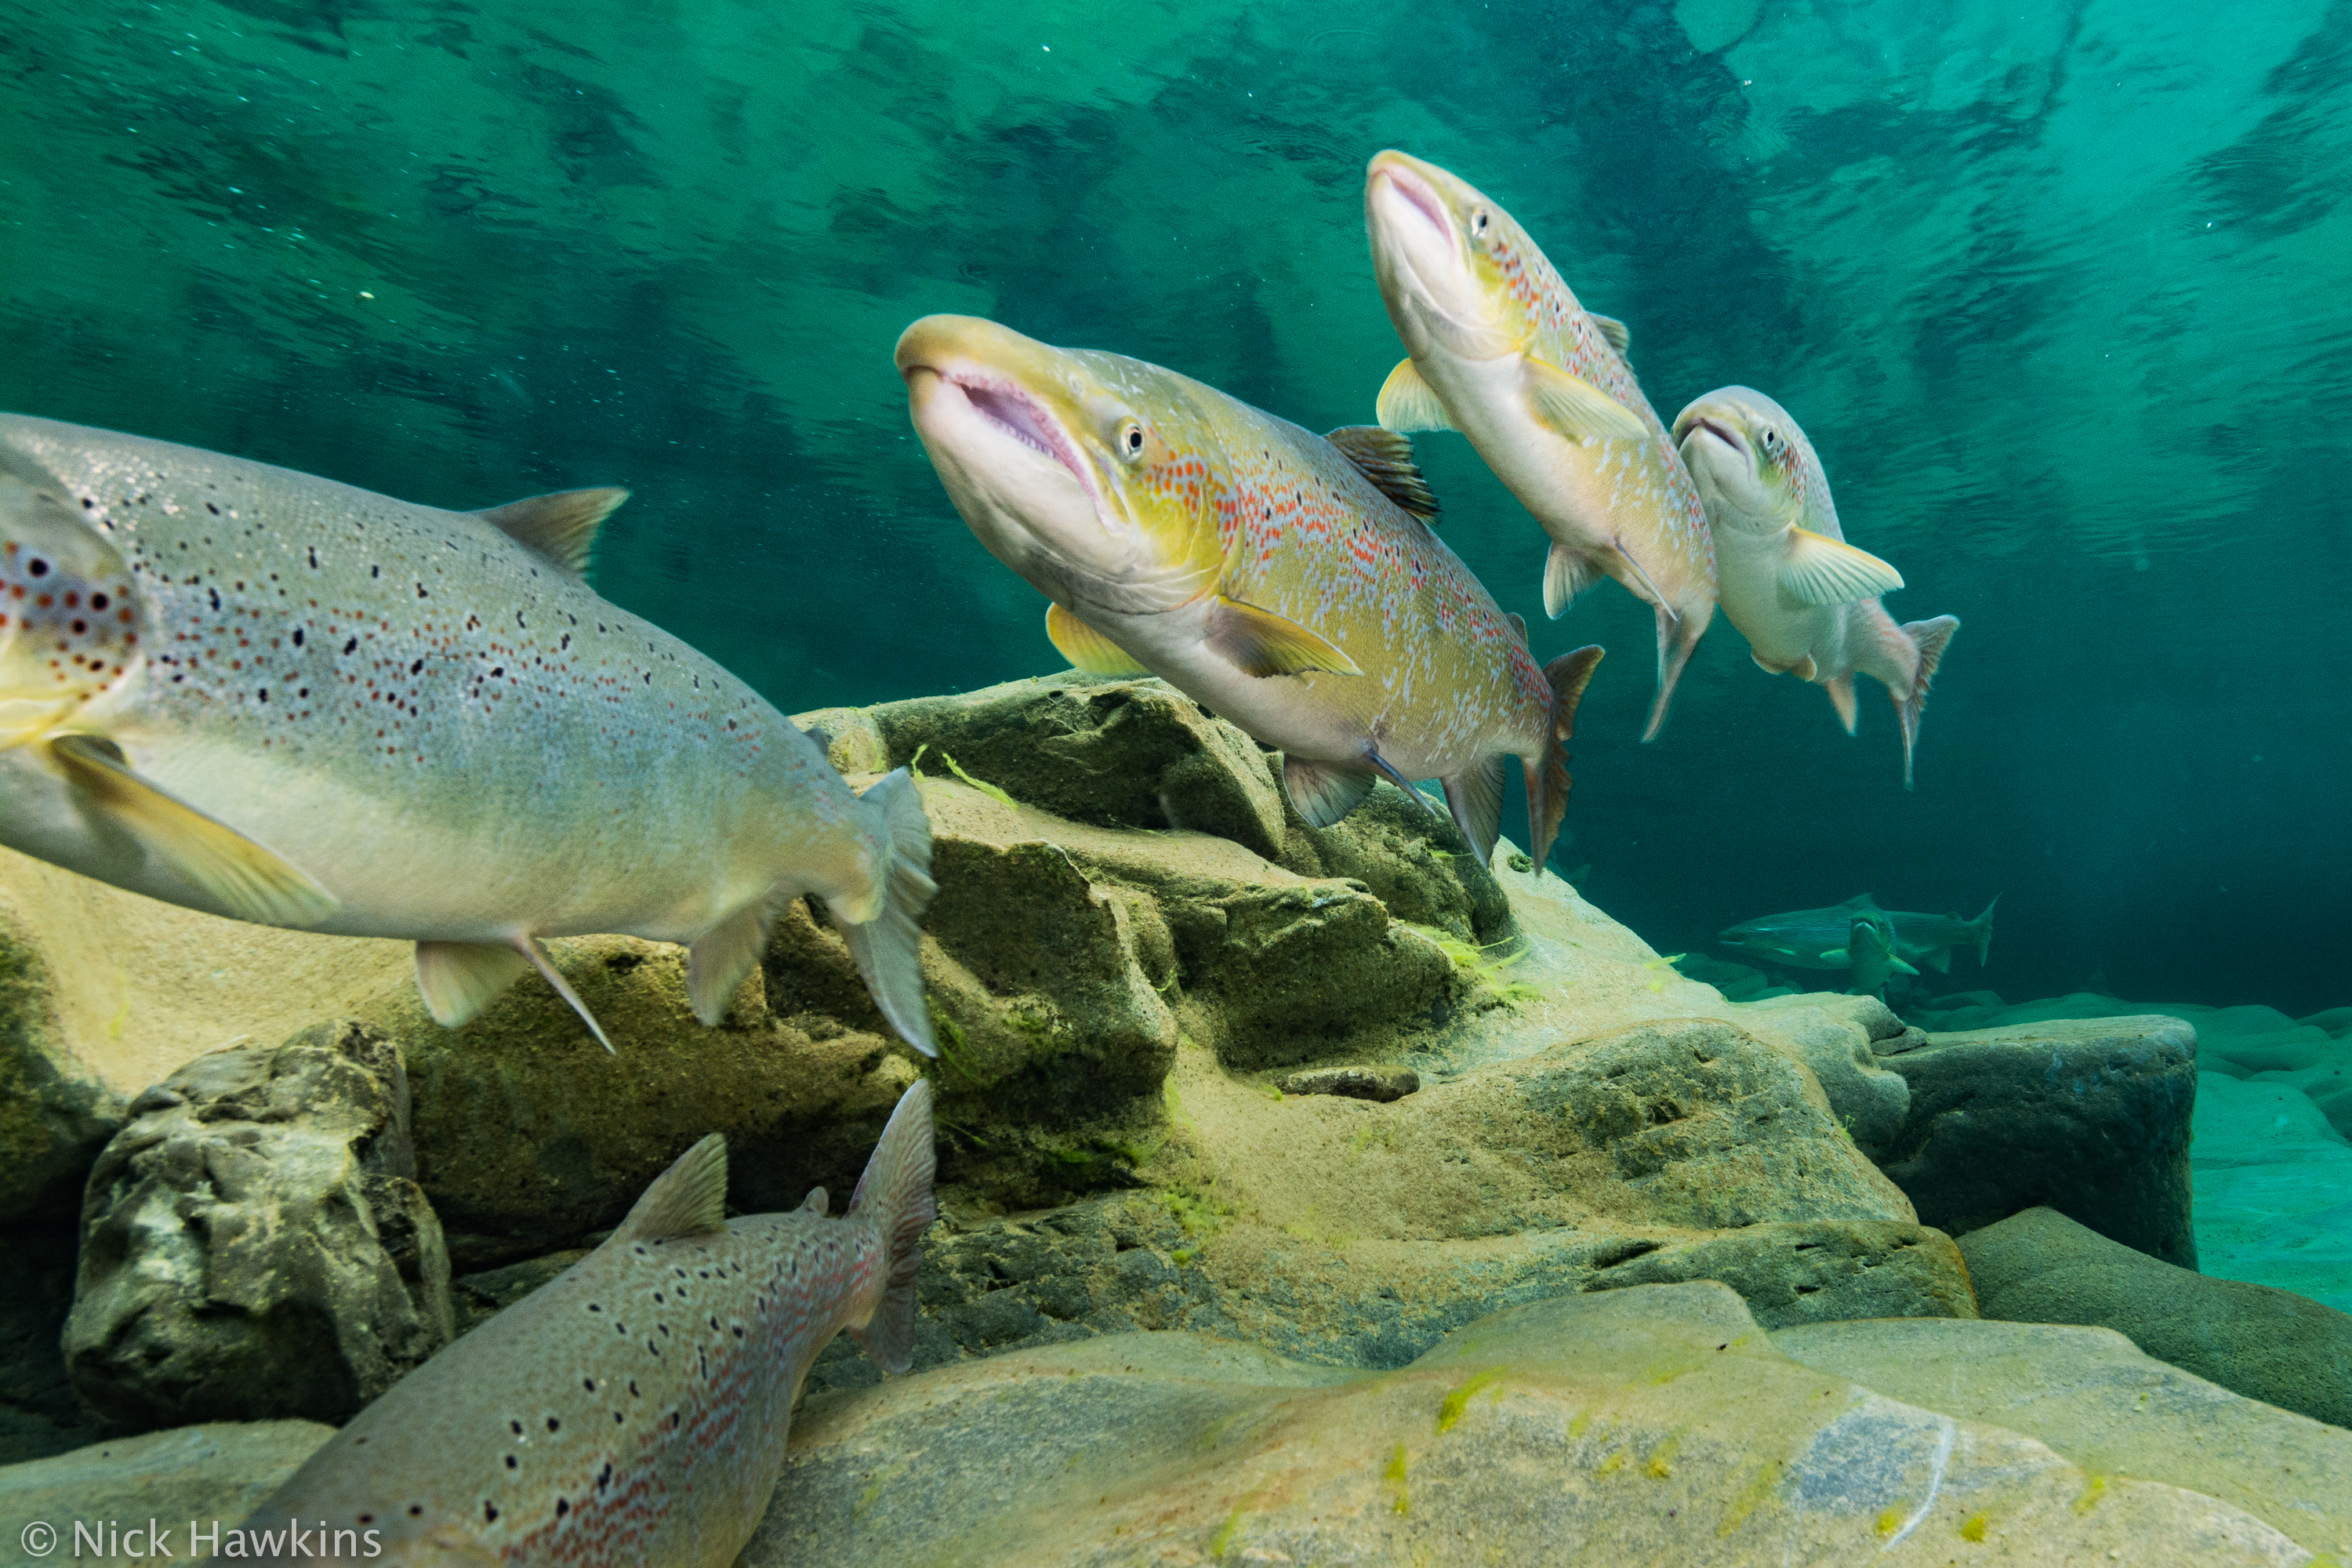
1363;150;1715;741
1671;387;1958;789
0;414;936;1052
895;314;1602;869
238;1081;938;1566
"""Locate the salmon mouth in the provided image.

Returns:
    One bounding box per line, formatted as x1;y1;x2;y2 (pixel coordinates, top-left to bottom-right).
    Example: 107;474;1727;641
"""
1371;162;1454;245
1676;413;1746;456
912;368;1099;503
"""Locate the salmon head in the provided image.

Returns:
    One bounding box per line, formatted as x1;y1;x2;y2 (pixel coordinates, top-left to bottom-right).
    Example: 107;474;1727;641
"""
1673;387;1823;539
1365;150;1555;366
0;443;143;747
895;314;1227;619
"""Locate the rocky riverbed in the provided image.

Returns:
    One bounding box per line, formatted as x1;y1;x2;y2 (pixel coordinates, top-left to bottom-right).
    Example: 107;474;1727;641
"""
2;674;2346;1563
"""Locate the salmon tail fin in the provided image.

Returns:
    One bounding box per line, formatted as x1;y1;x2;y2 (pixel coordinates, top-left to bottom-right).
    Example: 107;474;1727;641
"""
1892;615;1960;789
1528;645;1605;874
840;768;939;1056
1640;604;1702;743
1972;893;1999;966
1441;756;1506;866
846;1080;938;1375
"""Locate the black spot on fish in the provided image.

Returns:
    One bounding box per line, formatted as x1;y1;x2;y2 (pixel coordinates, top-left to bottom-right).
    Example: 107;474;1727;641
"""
69;619;85;634
307;548;318;568
555;1498;569;1518
257;688;267;702
408;1506;422;1519
27;559;48;577
587;1303;601;1312
583;1378;595;1392
597;1464;612;1490
411;659;423;673
292;627;303;646
546;1417;560;1432
357;1515;372;1526
484;1503;498;1523
628;1381;639;1397
90;592;108;610
505;1455;517;1469
343;637;357;655
415;583;427;598
371;565;380;578
510;1420;523;1435
209;588;220;611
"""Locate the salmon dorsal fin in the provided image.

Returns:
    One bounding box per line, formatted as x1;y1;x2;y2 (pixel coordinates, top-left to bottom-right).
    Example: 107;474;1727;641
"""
475;487;630;579
614;1134;729;1243
1588;313;1632;358
1323;426;1440;522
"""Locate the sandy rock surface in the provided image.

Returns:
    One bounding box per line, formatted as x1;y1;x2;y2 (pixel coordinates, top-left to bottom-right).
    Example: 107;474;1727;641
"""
0;1421;332;1565
1773;1317;2352;1560
753;1281;2312;1567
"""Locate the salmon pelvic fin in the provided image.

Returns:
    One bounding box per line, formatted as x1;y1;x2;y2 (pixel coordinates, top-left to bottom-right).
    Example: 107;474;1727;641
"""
1526;644;1605;876
846;1080;938;1376
1892;615;1960;789
1640;602;1704;743
839;768;941;1056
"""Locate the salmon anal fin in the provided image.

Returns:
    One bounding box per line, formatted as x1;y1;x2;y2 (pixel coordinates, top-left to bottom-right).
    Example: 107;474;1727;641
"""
1282;755;1376;829
1780;528;1904;605
415;940;532;1029
474;488;630;579
1375;358;1454;433
49;735;339;927
614;1133;730;1244
1206;597;1362;679
688;897;779;1025
1823;673;1858;734
1323;426;1441;521
1044;602;1149;676
1524;357;1648;444
1441;754;1507;865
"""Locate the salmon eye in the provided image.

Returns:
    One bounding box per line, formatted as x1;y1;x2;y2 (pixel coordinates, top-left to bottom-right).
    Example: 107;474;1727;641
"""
1471;209;1490;237
1118;422;1145;460
1761;427;1779;451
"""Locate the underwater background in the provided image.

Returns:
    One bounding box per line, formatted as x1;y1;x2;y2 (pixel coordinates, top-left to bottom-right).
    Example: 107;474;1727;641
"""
2;0;2347;1015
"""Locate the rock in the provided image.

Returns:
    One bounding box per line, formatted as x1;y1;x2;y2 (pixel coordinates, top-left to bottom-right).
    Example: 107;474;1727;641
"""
0;903;125;1222
1773;1317;2352;1561
0;1221;94;1465
1731;992;1912;1157
804;1018;1962;1396
1279;1065;1419;1102
753;1282;2308;1566
449;1250;589;1338
0;1421;333;1564
1873;1014;2198;1265
64;1022;453;1432
1958;1206;2352;1432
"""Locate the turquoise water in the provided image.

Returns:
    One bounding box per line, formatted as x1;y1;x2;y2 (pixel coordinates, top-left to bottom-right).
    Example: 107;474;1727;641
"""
2;6;2345;1004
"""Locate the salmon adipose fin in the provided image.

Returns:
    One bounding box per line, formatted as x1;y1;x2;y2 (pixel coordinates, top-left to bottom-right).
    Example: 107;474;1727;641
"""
1283;755;1377;828
1641;604;1703;743
1525;645;1605;875
1892;615;1960;789
837;768;941;1056
845;1080;938;1375
1823;673;1859;735
1441;756;1507;865
688;895;782;1025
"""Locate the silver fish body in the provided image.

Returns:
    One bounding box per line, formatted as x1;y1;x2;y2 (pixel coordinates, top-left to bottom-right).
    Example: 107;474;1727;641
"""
0;415;935;1051
1719;893;1895;971
238;1082;938;1566
1882;897;1999;973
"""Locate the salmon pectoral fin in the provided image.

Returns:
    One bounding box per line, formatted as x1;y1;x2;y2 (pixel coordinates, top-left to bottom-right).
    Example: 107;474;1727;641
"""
1823;673;1859;734
847;1081;939;1377
688;896;782;1026
414;940;533;1029
1543;541;1602;621
1044;602;1149;677
1375;358;1455;434
1780;528;1904;605
1363;746;1442;820
1281;754;1376;829
473;487;630;578
1205;597;1363;679
49;735;339;927
1441;755;1507;866
614;1132;730;1244
1523;356;1648;445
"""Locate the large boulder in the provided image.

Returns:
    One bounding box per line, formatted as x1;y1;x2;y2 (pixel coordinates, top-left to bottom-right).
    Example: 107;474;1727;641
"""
2190;1070;2352;1316
0;904;125;1222
752;1282;2309;1566
0;1421;334;1565
1773;1317;2352;1561
1871;1014;2198;1265
64;1022;452;1432
1958;1206;2352;1432
1733;992;1914;1158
